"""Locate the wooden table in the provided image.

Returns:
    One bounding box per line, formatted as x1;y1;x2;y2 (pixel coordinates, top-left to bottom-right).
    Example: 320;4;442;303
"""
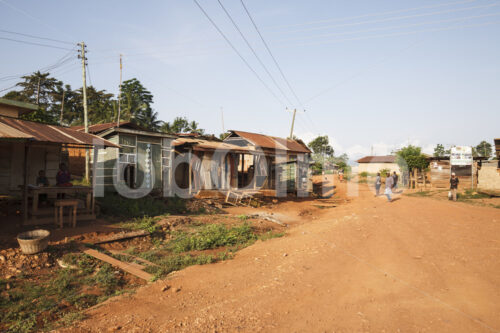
25;186;94;225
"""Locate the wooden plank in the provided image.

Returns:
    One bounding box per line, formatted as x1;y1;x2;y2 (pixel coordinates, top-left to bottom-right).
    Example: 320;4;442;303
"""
108;250;160;267
83;248;153;281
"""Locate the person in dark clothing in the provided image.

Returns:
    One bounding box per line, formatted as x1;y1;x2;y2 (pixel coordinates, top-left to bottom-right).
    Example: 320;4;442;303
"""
450;172;459;201
392;171;399;190
56;163;71;186
36;170;49;204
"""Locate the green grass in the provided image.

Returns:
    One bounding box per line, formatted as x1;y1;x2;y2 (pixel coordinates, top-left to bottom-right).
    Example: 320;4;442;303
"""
119;216;161;233
97;194;186;218
458;189;490;201
0;254;128;332
168;223;257;253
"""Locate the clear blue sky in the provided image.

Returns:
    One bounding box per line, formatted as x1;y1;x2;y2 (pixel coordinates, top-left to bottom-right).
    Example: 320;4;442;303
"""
1;0;499;160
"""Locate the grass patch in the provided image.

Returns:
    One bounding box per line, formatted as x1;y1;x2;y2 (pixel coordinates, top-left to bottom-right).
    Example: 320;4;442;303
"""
0;254;129;332
458;189;490;201
119;216;161;233
168;223;257;253
97;194;186;218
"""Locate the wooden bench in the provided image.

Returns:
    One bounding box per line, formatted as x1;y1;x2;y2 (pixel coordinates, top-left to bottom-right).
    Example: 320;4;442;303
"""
54;199;78;228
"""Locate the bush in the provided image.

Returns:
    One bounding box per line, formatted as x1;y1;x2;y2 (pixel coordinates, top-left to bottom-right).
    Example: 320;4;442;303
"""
359;172;368;178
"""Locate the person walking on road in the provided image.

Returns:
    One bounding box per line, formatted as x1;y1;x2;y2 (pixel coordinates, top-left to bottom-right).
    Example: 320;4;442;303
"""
375;172;381;196
450;172;459;201
384;172;394;202
392;171;399;190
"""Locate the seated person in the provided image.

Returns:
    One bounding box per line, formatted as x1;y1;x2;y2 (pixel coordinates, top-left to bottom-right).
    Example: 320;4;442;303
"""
36;170;49;187
56;163;72;186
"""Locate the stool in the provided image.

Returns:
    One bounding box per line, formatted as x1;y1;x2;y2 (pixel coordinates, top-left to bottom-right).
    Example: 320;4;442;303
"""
54;199;78;228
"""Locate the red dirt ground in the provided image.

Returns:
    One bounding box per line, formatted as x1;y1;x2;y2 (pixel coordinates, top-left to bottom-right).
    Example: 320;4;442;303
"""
62;178;500;332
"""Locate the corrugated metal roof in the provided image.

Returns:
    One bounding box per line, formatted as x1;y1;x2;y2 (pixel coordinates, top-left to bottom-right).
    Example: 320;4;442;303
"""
72;121;143;134
357;155;396;163
0;122;34;139
228;130;311;153
0;116;119;147
174;137;251;153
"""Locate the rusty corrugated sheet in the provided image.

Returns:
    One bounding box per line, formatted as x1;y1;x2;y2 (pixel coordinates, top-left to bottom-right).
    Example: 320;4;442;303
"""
229;130;311;153
72;121;140;134
0;117;119;147
0;122;34;139
174;137;251;153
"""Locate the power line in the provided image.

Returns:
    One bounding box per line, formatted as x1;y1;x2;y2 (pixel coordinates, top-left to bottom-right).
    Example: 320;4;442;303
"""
240;0;321;134
284;20;500;48
192;0;285;106
266;0;477;29
277;12;500;43
0;47;77;82
0;28;74;45
0;36;75;50
278;2;499;34
240;0;304;109
86;63;93;87
217;0;294;106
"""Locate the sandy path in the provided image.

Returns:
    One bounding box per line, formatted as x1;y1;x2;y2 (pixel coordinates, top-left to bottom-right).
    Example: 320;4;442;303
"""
65;182;500;332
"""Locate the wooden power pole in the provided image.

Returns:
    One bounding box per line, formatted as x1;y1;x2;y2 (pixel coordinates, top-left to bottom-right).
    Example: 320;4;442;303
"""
79;42;90;181
59;90;65;125
117;54;122;127
289;108;297;139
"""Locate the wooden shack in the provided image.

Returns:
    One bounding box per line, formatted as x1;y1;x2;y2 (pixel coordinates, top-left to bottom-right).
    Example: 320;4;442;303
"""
428;157;483;190
224;130;312;195
0;98;117;224
70;122;176;194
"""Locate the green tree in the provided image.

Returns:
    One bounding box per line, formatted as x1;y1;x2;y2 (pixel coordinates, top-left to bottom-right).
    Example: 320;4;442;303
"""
308;135;334;157
433;143;446;157
119;78;159;130
3;71;63;124
161;117;204;134
395;145;429;171
475;140;492;158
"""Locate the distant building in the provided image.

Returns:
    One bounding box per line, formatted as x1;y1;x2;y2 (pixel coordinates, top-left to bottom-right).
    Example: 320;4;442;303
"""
356;155;400;174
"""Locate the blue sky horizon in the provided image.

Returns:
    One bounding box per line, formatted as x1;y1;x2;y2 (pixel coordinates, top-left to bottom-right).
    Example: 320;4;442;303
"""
1;0;499;160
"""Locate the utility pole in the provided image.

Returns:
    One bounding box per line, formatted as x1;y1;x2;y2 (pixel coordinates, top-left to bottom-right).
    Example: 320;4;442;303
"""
36;77;41;105
78;42;89;181
117;54;123;127
59;90;65;125
289;108;297;139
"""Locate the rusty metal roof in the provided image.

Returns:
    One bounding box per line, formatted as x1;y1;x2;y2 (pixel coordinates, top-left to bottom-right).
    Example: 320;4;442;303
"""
72;121;144;134
174;137;251;153
227;130;311;153
0;116;119;147
357;155;396;163
0;122;34;139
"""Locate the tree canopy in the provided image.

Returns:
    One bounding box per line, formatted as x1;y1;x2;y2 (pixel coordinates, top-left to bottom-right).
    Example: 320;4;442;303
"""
395;145;429;171
1;72;180;133
475;140;492;158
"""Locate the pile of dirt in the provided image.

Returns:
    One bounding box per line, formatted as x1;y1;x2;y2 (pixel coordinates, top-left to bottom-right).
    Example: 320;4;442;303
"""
0;248;55;279
186;199;223;213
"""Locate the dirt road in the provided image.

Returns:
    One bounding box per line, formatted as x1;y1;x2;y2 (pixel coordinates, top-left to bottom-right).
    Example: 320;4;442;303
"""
67;182;500;332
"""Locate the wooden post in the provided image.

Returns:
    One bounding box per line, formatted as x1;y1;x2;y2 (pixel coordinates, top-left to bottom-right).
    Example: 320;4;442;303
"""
22;143;30;226
188;151;192;195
